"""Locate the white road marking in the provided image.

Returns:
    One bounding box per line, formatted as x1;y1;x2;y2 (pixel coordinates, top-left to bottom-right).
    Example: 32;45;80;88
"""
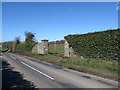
10;56;16;59
0;68;9;70
21;61;54;80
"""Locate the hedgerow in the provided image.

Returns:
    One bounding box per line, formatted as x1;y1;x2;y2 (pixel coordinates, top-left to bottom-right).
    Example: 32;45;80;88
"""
64;29;120;60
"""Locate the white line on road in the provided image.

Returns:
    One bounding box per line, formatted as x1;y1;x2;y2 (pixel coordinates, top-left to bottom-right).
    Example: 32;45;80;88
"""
21;61;55;80
0;68;9;70
10;56;16;59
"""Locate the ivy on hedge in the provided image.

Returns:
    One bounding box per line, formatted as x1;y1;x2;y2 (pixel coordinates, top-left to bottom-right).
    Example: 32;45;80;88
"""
64;29;120;60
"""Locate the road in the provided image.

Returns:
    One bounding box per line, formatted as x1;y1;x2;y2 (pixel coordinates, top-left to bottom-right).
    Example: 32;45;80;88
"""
2;52;119;88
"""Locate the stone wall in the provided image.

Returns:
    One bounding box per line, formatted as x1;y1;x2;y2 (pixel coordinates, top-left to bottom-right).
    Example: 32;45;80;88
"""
32;40;48;54
64;40;76;57
32;39;76;57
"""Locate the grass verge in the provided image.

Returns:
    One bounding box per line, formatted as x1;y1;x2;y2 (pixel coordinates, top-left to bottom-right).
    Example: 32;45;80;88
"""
0;48;9;52
11;51;119;82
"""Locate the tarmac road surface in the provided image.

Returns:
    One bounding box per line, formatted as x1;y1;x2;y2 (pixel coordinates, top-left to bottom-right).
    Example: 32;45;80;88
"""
2;52;119;88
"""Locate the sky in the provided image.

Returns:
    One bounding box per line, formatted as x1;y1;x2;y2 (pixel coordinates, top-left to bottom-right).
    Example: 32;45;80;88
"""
2;2;118;42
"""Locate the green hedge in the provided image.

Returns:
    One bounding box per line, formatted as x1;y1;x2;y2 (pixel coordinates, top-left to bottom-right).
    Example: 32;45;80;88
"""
64;29;120;60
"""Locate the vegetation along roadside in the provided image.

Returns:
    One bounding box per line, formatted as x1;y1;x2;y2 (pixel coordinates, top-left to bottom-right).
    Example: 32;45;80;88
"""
11;51;119;82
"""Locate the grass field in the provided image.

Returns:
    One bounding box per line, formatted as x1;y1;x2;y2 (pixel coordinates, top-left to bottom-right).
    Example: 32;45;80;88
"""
12;51;119;81
48;44;64;56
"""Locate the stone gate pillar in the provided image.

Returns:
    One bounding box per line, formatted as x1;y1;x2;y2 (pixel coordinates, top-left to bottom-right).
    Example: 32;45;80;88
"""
41;40;48;54
32;39;49;54
64;40;76;57
64;40;70;57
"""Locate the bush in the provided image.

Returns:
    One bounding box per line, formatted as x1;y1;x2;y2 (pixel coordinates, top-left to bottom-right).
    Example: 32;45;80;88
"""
16;43;26;51
64;29;120;60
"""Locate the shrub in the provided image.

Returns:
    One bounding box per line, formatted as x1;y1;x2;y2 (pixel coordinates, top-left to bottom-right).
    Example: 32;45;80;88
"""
64;29;120;60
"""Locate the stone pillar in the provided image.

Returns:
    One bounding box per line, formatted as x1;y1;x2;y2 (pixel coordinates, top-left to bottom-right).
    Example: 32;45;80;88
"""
41;40;48;54
64;40;76;57
64;40;70;57
32;39;49;54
